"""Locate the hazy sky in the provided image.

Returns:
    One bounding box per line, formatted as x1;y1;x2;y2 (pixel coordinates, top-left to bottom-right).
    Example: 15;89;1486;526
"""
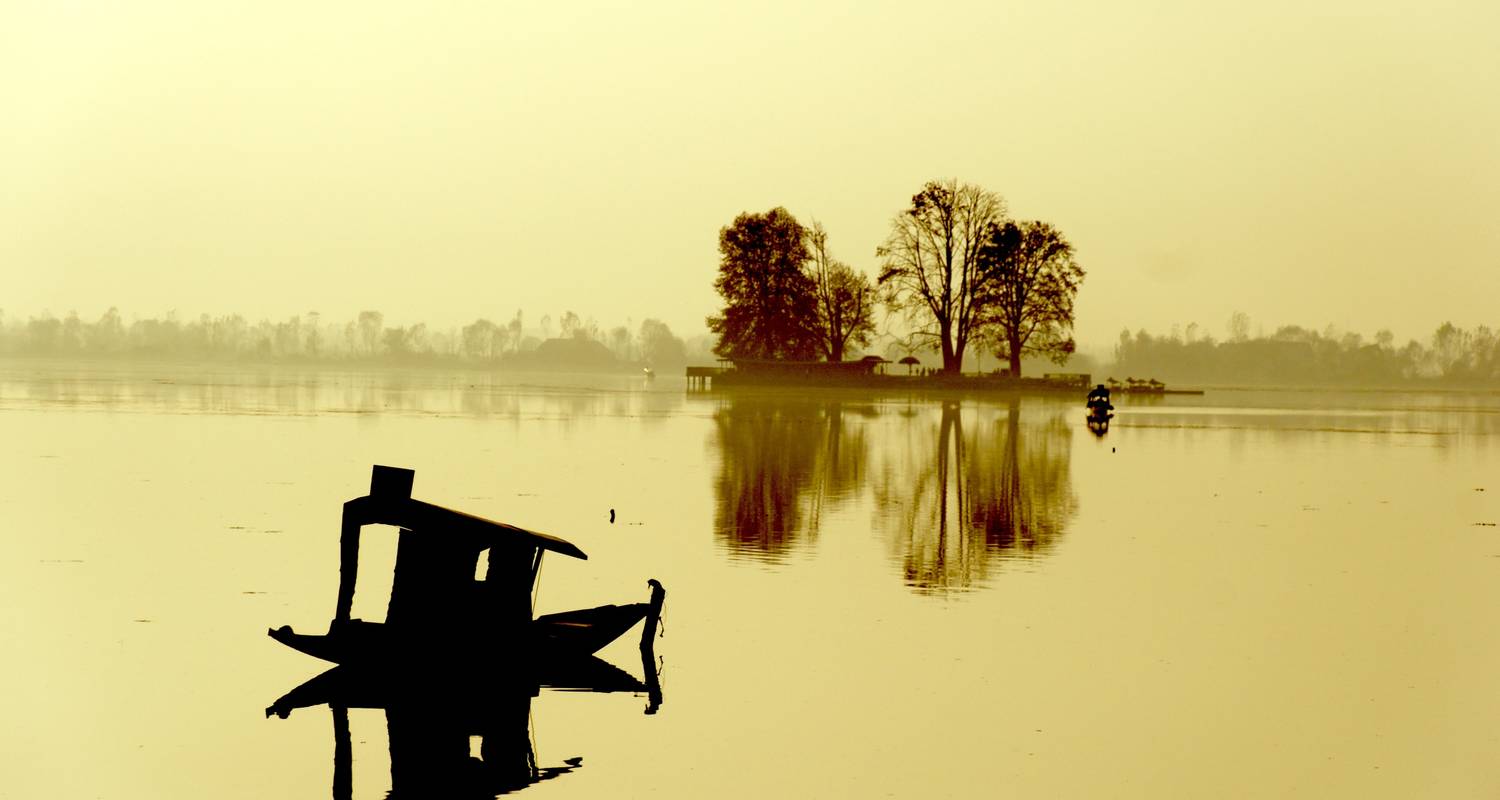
4;1;1497;353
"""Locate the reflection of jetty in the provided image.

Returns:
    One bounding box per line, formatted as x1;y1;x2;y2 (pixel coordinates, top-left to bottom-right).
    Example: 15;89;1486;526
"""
686;360;1203;395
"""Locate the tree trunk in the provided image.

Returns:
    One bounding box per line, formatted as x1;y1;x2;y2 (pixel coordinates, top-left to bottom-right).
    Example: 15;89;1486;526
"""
1008;336;1023;377
830;340;844;362
940;322;959;374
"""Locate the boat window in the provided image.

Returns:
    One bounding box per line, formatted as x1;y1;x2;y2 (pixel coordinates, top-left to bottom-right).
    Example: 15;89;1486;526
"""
350;523;400;623
474;547;489;582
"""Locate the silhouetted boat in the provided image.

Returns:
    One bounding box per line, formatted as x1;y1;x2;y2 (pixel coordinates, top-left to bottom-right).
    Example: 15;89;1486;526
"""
269;465;665;667
1086;388;1114;435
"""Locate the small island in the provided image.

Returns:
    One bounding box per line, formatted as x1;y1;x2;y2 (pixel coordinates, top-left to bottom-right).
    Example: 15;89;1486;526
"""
686;359;1200;395
692;182;1201;398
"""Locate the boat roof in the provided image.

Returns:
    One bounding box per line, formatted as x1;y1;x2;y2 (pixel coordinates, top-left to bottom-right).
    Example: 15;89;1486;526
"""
350;466;587;560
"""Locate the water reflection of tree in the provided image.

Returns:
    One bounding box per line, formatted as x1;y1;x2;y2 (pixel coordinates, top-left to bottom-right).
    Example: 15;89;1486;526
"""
875;399;1077;593
710;398;869;561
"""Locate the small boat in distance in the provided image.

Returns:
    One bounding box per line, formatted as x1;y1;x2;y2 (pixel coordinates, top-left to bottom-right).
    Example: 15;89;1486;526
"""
269;465;665;667
1086;383;1114;435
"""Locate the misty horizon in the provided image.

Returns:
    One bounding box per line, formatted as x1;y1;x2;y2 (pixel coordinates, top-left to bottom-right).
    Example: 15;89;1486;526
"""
1;298;1488;365
9;304;1500;388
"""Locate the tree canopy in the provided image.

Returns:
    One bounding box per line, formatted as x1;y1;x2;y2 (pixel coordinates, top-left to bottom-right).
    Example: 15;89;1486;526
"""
979;220;1084;375
707;207;822;360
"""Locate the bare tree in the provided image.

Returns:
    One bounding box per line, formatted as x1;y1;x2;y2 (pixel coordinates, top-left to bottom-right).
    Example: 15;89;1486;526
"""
806;221;876;362
877;179;1006;373
507;310;523;353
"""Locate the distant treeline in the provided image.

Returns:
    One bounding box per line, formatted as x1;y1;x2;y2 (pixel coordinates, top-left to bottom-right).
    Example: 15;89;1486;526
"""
1110;318;1500;386
0;308;708;370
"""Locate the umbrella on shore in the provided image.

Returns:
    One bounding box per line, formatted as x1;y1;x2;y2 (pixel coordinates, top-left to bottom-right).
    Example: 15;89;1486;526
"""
899;355;921;375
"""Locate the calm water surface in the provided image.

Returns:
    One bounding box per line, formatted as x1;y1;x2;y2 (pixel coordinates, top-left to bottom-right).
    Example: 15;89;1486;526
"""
1;362;1497;798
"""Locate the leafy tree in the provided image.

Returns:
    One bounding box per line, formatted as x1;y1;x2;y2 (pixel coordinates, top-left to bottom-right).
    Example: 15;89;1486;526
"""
639;318;687;366
978;220;1085;377
608;324;634;361
356;310;384;357
806;221;876;361
462;318;504;360
382;323;426;358
877;179;1006;373
707;207;821;360
1227;311;1251;342
89;307;126;352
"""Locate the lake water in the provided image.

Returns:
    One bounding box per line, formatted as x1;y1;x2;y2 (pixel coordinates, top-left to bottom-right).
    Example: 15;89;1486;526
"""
2;361;1497;798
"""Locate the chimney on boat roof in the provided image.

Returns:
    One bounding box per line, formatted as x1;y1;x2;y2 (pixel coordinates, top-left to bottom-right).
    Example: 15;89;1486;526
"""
370;465;414;499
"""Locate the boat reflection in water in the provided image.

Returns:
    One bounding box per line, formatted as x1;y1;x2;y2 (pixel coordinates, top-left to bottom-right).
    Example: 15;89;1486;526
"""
265;465;666;797
266;651;663;798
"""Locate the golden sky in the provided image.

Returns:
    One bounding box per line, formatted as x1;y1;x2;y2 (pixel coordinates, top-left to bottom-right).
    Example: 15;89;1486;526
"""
4;1;1497;351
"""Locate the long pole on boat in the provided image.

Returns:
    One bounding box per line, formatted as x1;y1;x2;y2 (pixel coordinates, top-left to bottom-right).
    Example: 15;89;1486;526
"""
639;579;666;714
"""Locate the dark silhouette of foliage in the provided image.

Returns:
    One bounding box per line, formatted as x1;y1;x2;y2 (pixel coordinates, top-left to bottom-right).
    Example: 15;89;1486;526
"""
709;398;869;561
978;220;1084;377
707;207;822;360
877;179;1006;374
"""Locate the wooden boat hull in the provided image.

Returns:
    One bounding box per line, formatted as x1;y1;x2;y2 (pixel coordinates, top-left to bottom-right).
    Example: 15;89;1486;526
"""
270;581;665;666
269;604;648;665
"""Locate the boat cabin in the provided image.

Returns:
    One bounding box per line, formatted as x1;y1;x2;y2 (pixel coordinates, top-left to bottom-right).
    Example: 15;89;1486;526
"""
334;466;587;637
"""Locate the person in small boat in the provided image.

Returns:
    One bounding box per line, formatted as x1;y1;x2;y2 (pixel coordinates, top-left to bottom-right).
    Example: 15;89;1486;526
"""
1086;384;1112;415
